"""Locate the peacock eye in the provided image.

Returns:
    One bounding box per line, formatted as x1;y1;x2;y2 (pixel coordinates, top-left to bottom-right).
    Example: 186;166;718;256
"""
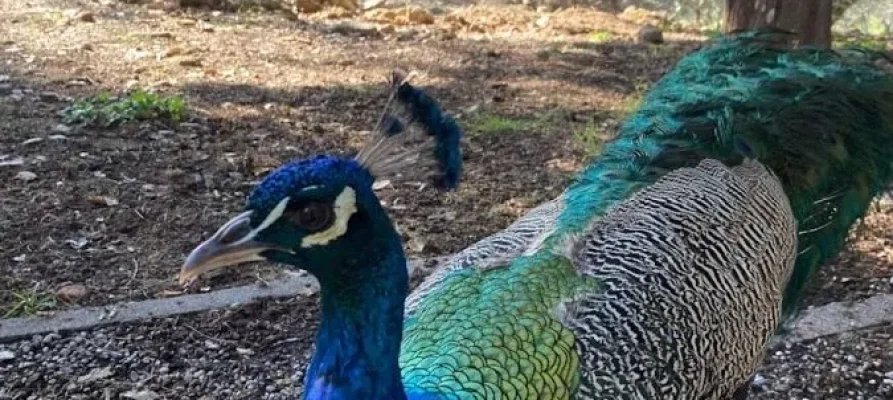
286;201;334;232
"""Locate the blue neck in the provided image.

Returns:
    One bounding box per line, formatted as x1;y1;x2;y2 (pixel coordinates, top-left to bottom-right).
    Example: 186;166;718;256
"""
302;236;409;400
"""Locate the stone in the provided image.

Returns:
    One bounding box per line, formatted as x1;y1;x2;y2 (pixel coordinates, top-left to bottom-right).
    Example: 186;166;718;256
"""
56;284;89;301
637;25;664;44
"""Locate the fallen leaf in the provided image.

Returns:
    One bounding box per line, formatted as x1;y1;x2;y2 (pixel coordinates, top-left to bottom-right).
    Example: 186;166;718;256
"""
0;157;25;167
66;237;89;250
88;195;119;207
372;179;392;190
77;366;114;383
15;171;37;182
163;46;187;58
178;57;203;67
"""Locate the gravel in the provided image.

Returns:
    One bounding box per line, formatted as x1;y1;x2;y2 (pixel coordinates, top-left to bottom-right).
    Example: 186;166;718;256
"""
754;325;893;400
1;295;891;399
0;297;319;400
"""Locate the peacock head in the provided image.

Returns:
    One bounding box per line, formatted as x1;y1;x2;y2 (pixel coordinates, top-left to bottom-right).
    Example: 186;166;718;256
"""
178;71;462;285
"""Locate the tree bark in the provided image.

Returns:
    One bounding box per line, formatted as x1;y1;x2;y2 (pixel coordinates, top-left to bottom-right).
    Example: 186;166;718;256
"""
725;0;833;48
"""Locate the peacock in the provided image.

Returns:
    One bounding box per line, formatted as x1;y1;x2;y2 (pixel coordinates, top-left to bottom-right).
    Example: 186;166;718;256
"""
177;31;893;399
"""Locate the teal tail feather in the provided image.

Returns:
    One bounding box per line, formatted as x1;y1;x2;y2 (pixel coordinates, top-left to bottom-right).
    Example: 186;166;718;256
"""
559;30;893;316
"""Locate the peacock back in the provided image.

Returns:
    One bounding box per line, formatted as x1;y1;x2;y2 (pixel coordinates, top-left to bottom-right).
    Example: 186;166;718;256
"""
399;31;893;399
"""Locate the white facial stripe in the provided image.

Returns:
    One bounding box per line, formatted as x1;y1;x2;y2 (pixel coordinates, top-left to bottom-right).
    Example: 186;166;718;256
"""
256;196;290;233
301;187;358;248
228;197;290;246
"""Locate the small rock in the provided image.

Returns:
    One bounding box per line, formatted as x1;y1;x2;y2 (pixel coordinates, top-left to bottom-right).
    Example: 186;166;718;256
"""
204;340;220;350
42;333;61;343
122;390;160;400
0;84;12;95
56;284;88;301
48;134;68;141
637;25;664;44
535;15;549;28
53;124;72;134
13;254;26;262
0;74;9;82
150;32;175;39
236;347;255;356
0;350;15;361
329;21;381;38
22;137;44;145
15;171;38;182
77;11;96;22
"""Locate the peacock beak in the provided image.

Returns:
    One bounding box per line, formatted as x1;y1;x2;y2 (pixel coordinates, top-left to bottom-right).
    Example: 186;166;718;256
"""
179;210;273;286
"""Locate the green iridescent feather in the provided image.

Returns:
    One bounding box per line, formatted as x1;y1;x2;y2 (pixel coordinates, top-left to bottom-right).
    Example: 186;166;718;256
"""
402;252;595;398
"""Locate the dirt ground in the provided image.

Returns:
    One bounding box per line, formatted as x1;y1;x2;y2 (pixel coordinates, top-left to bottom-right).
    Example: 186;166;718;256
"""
1;0;892;399
0;0;702;312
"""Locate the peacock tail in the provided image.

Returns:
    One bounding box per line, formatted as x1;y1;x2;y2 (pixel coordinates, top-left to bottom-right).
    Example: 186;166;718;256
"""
562;31;893;313
399;31;893;399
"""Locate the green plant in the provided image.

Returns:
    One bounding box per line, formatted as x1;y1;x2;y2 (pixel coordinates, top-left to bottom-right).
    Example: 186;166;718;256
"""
588;30;617;44
62;90;186;128
703;29;724;39
467;112;545;136
573;119;606;160
832;36;890;52
3;289;56;318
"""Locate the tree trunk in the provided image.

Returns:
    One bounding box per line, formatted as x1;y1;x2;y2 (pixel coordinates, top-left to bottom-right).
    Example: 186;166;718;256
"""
725;0;833;48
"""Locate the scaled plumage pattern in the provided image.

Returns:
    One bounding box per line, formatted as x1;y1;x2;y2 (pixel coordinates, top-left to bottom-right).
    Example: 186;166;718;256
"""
180;32;893;400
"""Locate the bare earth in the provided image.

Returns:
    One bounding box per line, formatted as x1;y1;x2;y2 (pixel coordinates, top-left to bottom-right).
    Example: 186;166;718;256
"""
0;1;891;399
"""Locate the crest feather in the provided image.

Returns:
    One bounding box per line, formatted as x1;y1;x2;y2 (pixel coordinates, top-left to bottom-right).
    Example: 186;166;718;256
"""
354;70;463;190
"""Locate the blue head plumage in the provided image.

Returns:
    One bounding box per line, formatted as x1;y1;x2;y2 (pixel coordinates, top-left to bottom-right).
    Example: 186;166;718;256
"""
179;70;463;286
